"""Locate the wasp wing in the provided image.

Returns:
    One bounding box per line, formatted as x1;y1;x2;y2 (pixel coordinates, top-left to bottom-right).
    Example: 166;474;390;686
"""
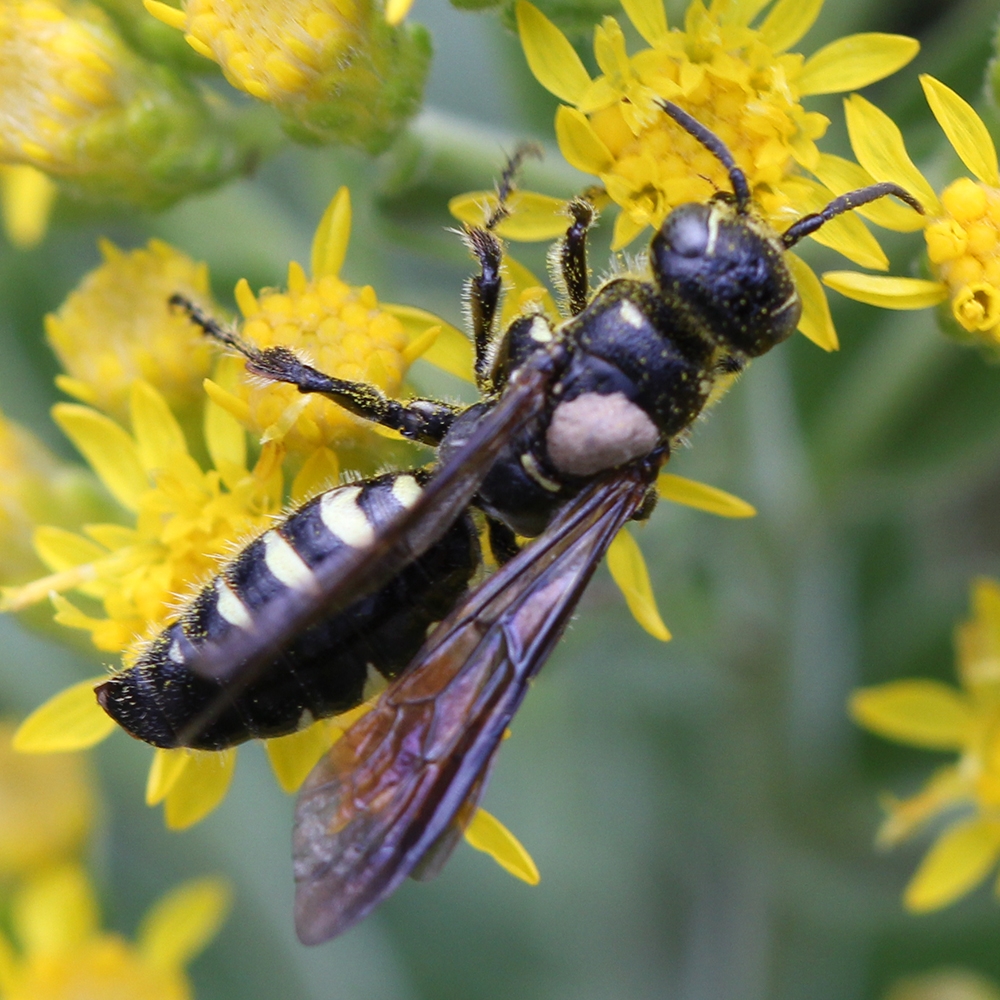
292;462;657;944
176;349;563;739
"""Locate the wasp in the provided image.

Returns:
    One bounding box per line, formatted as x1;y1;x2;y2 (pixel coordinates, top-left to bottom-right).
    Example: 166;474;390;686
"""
95;102;923;944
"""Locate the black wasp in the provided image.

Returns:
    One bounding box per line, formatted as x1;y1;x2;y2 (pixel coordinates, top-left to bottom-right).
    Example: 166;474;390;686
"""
96;102;923;944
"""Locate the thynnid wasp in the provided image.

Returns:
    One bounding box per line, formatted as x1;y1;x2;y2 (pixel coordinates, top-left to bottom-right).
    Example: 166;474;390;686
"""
96;102;922;943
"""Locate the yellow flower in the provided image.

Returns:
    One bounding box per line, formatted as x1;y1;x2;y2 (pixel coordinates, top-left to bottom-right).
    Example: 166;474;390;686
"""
822;76;1000;351
0;0;268;209
454;0;917;351
143;0;431;151
46;239;215;424
0;722;94;876
850;577;1000;913
203;186;469;476
0;863;229;1000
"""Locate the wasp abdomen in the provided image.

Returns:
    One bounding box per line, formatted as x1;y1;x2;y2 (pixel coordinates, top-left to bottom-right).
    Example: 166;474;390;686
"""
96;473;481;751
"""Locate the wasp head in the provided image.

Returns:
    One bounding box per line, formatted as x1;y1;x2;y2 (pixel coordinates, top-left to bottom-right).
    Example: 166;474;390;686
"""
649;200;801;359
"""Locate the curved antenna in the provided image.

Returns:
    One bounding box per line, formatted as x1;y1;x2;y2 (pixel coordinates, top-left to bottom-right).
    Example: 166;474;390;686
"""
658;100;751;214
782;182;924;247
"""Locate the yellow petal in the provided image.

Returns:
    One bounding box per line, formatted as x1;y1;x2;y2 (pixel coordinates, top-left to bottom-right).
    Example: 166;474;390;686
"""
516;1;591;104
144;0;187;29
798;34;919;96
904;817;1000;912
310;187;351;279
33;526;104;572
52;404;146;511
290;447;340;505
611;210;647;251
844;94;940;215
876;766;968;847
555;106;614;174
204;362;247;489
606;528;670;641
139;877;232;968
756;0;822;52
656;473;756;517
130;381;187;472
822;271;948;310
402;325;440;366
54;375;98;405
0;165;57;249
619;0;667;46
203;377;252;428
464;808;540;885
812;154;926;232
13;863;99;955
384;0;413;25
265;721;336;793
849;680;972;749
786;253;838;351
502;256;559;326
920;75;999;186
383;304;475;383
163;749;236;829
448;191;569;242
14;678;116;752
146;748;191;806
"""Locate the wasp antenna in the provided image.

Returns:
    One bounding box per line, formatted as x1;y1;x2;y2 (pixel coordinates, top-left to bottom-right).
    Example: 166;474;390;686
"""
781;182;924;248
170;293;250;355
486;142;544;231
658;101;751;214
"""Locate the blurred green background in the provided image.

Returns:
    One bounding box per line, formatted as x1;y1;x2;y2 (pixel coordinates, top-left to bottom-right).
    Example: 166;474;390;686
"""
4;0;1000;996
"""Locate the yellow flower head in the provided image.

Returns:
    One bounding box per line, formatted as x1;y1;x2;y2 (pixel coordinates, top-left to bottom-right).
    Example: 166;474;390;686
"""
144;0;430;151
0;864;229;1000
0;722;94;876
850;577;1000;913
205;187;453;472
514;0;918;253
46;239;215;423
0;0;133;174
823;77;1000;350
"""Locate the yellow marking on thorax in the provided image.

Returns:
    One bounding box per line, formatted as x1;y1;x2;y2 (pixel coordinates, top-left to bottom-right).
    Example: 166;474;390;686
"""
320;487;375;548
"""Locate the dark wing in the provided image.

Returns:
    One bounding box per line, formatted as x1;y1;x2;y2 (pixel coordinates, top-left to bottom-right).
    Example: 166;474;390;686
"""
291;461;658;945
176;348;563;738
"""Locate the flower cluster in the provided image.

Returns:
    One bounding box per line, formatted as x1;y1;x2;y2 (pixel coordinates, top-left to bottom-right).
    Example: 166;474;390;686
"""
823;76;1000;353
852;578;1000;912
144;0;431;150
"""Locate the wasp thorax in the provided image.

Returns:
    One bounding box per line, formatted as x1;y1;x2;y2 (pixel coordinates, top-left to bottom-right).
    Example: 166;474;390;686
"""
650;202;801;358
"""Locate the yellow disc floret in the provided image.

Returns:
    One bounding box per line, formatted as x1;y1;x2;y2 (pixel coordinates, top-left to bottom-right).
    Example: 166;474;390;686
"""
45;239;215;423
233;263;408;457
926;177;1000;338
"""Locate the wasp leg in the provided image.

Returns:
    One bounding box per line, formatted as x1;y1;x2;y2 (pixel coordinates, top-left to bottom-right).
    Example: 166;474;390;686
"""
465;225;504;394
172;295;458;446
465;144;543;394
553;197;595;316
486;515;520;565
